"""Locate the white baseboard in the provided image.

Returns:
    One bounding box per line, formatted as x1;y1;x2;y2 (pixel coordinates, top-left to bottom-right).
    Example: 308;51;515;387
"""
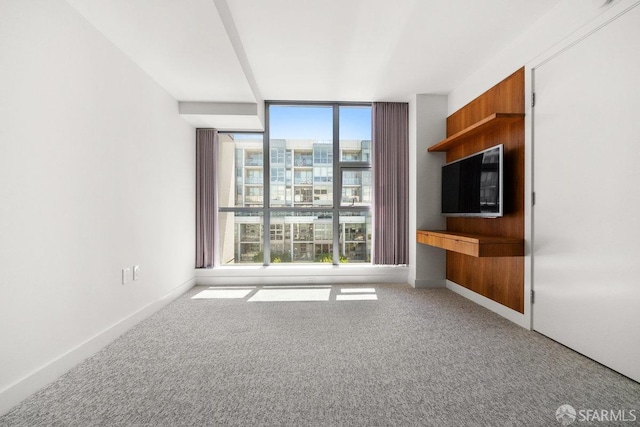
446;280;530;329
0;277;196;417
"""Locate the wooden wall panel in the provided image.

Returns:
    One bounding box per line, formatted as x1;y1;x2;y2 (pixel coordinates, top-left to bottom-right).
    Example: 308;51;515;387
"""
445;67;525;313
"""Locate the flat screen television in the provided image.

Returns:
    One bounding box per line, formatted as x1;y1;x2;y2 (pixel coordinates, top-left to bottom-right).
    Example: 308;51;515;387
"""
441;144;503;218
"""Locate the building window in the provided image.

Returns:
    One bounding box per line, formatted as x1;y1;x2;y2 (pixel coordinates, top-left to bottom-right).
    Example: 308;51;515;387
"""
245;169;263;185
341;169;372;206
313;145;333;164
271;167;285;184
294;170;313;185
217;103;372;265
271;147;285;164
294;150;313;166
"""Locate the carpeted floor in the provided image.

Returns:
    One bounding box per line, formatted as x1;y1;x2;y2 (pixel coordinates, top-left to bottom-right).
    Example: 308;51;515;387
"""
1;284;639;426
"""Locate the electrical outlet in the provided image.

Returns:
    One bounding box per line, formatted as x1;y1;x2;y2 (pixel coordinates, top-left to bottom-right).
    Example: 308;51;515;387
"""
133;265;140;281
122;267;131;285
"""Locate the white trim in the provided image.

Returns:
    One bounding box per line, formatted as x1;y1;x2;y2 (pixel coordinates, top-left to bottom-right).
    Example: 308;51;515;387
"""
446;280;529;329
195;265;408;286
523;65;534;331
0;277;196;417
529;0;640;70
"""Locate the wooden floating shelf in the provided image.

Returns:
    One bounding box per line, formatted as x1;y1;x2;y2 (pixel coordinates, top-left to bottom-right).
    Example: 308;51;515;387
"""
427;113;525;152
416;230;524;257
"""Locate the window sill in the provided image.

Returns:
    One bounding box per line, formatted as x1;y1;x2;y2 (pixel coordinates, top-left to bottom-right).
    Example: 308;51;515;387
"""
194;264;408;285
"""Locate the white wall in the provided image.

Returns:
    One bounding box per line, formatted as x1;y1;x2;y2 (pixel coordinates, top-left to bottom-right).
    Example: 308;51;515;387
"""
0;0;195;414
408;94;447;288
448;0;629;115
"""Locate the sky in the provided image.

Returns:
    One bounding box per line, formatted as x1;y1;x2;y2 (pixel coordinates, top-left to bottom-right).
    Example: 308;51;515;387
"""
268;105;372;141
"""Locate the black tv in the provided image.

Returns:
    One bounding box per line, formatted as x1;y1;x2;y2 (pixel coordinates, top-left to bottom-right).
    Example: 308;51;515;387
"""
441;144;503;217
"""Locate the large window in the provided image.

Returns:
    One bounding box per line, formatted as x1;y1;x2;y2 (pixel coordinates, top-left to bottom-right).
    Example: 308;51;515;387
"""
218;103;372;265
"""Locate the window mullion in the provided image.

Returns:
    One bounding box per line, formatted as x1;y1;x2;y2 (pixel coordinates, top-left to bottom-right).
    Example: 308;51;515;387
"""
263;111;271;266
332;104;340;265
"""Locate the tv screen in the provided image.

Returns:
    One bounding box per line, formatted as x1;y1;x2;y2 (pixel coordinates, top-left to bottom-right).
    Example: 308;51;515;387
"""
441;144;503;217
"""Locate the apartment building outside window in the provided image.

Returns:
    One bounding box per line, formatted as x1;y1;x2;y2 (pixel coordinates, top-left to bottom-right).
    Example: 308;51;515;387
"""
217;103;372;265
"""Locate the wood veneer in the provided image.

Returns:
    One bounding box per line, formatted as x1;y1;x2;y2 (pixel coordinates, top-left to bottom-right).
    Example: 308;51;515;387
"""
443;67;525;313
416;230;524;258
427;113;524;152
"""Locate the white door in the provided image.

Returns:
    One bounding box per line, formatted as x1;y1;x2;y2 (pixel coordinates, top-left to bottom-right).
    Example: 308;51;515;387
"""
533;3;640;382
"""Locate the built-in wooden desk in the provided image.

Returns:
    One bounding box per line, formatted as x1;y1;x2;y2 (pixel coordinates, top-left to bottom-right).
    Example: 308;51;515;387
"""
417;230;524;257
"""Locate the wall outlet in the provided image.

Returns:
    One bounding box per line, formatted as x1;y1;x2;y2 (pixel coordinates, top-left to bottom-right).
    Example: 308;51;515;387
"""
122;267;131;285
133;265;140;281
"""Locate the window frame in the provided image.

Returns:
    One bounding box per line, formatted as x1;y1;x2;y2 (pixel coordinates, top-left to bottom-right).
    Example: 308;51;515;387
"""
219;102;372;266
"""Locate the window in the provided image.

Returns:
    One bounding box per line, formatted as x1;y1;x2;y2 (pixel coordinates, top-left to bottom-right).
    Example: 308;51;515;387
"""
313;166;332;183
341;169;372;206
340;212;372;263
245;187;263;205
218;211;264;264
313;187;331;204
313;145;333;164
294;187;313;205
271;185;286;205
245;150;263;166
294;150;313;167
271;167;285;183
246;169;263;185
294;170;312;185
217;103;372;265
218;134;264;265
271;147;285;164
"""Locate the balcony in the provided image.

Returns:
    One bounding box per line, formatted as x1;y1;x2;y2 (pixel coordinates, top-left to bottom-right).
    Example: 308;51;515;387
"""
342;178;361;185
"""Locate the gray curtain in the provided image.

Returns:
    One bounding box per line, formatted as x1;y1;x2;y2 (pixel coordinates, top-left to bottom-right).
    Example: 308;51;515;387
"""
196;129;217;268
372;102;408;265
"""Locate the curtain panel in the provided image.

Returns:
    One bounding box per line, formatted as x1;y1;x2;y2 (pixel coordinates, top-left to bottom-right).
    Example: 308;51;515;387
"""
195;129;218;268
372;102;409;265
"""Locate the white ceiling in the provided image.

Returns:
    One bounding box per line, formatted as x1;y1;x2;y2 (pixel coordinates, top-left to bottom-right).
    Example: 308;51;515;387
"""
65;0;560;128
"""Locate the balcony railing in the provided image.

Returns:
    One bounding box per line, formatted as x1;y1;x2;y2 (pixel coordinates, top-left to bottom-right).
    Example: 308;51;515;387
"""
245;158;263;166
342;178;362;185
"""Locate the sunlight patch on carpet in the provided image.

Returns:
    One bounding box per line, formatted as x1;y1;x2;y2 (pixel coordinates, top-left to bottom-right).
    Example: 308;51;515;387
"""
192;288;254;299
340;288;376;293
248;288;331;302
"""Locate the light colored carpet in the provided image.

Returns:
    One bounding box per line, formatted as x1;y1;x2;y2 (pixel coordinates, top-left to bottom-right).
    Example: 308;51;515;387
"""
1;284;638;426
